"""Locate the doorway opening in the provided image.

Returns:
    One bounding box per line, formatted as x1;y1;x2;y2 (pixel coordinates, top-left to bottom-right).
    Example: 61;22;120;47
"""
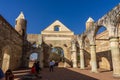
49;47;64;67
29;53;38;68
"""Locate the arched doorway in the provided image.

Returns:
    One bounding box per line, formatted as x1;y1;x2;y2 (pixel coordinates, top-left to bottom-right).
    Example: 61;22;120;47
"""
49;47;64;67
84;36;91;68
99;57;110;70
2;46;11;72
29;52;38;68
95;26;110;70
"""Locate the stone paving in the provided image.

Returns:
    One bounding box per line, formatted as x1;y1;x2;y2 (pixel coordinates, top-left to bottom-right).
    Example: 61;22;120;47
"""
14;67;120;80
40;68;120;80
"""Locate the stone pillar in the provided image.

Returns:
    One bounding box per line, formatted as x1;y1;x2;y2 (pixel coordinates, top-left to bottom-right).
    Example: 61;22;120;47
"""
40;52;44;68
37;48;44;68
40;47;44;68
80;49;85;69
72;51;77;68
110;37;120;77
38;35;43;68
90;44;98;73
64;50;71;67
71;41;77;68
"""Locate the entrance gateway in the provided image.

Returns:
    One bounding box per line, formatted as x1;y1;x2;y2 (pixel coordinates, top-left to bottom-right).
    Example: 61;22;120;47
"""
41;20;75;67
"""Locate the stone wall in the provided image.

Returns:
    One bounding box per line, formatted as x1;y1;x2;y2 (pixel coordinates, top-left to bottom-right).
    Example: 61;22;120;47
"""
83;30;113;70
96;30;110;52
84;30;111;70
41;33;74;67
95;30;112;70
0;15;23;71
27;34;39;43
26;34;43;67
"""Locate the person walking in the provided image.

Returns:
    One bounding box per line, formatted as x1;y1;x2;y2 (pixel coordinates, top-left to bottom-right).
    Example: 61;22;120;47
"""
0;68;5;80
49;60;55;72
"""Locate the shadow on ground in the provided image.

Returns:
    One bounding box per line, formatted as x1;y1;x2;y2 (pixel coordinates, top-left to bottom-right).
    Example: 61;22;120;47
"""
41;67;98;80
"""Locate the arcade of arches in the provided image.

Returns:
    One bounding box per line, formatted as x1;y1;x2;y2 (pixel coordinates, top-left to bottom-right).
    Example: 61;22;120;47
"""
1;4;120;77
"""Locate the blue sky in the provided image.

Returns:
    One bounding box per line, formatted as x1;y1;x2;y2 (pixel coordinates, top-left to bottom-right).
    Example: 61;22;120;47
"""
0;0;119;34
30;53;38;60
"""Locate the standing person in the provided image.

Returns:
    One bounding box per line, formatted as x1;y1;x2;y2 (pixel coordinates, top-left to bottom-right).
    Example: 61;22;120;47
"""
31;63;36;75
35;61;41;74
49;60;55;72
5;69;14;80
0;68;5;80
34;61;42;79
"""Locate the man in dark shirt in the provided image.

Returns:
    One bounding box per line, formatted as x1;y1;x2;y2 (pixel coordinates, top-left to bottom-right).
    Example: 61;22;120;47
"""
0;68;5;80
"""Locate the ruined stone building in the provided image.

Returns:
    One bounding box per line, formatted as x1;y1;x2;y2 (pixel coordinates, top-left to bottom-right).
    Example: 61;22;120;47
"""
0;3;120;77
0;12;27;72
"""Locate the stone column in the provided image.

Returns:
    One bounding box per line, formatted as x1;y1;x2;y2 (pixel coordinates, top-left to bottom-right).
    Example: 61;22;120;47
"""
110;37;120;77
38;34;43;68
77;35;85;69
90;44;98;73
40;52;44;68
64;50;71;67
80;49;85;69
72;51;77;68
71;40;77;68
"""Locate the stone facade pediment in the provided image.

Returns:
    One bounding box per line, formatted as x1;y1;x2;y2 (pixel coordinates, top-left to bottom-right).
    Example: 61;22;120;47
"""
41;20;74;35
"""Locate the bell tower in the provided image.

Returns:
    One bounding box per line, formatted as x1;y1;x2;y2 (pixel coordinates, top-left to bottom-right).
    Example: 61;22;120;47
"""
86;17;94;30
15;12;27;39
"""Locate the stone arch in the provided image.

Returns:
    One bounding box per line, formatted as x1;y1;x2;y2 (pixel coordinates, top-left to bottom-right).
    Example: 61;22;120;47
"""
50;47;64;59
82;34;91;67
42;39;72;67
26;49;42;68
2;45;11;72
96;4;120;38
95;25;107;35
41;20;74;67
29;52;38;67
82;29;98;72
84;6;120;73
99;57;110;70
49;46;65;67
77;34;91;68
94;24;111;70
94;9;120;72
51;44;72;67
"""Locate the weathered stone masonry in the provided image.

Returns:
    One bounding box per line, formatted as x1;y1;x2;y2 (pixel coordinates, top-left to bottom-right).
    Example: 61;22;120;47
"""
0;4;120;78
0;15;23;71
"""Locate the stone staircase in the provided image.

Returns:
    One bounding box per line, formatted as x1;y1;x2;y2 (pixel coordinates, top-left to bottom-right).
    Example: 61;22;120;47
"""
58;62;64;67
13;69;32;80
13;69;42;80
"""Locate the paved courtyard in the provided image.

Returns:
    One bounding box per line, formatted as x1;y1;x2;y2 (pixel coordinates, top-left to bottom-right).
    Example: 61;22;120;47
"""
40;68;120;80
13;67;120;80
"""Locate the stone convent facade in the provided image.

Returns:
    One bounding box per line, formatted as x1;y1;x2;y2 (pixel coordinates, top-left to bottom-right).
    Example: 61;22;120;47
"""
1;4;120;77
